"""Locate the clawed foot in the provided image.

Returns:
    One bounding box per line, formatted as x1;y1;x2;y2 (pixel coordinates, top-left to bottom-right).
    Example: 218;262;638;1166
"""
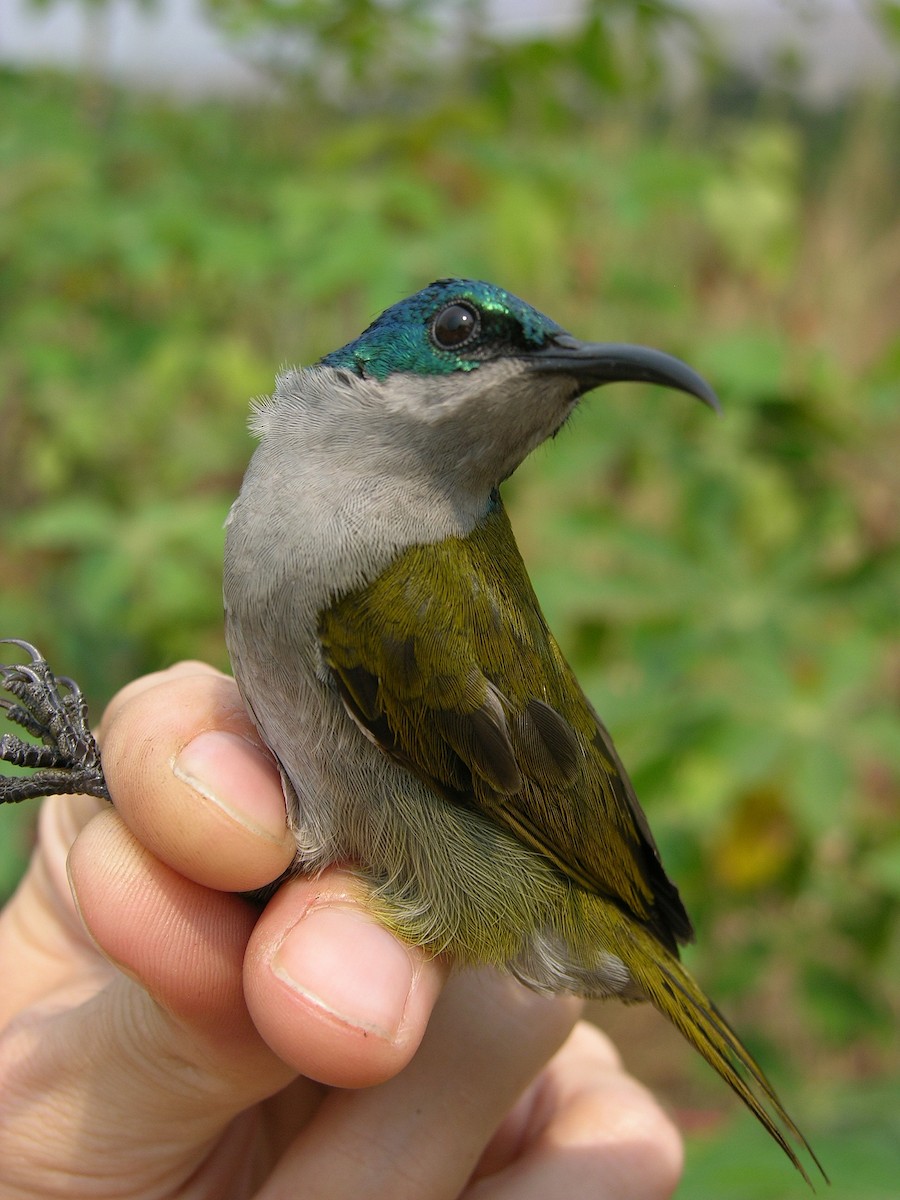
0;639;109;805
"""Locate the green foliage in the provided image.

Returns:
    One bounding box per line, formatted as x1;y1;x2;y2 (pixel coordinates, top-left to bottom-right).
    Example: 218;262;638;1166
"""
204;0;703;114
681;1077;900;1199
0;15;898;1174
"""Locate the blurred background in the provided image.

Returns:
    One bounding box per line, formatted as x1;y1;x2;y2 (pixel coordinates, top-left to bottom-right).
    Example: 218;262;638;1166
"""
0;1;897;1195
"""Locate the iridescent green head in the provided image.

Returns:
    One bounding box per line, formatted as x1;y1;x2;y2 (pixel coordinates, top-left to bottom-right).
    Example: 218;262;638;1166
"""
321;279;565;381
319;277;719;411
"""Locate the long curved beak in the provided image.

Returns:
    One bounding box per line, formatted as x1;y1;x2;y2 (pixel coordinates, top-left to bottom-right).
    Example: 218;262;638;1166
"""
530;333;720;412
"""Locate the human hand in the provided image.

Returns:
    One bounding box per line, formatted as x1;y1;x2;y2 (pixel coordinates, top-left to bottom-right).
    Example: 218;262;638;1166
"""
0;662;683;1199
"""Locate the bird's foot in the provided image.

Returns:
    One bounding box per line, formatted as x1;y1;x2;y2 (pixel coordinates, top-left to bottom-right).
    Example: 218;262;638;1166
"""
0;639;109;804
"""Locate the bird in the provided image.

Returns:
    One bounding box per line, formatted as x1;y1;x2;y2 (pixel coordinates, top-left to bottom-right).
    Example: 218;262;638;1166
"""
222;278;820;1182
1;278;822;1183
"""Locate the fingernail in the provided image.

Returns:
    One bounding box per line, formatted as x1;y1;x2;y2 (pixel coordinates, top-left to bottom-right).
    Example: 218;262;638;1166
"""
173;730;287;842
272;902;416;1042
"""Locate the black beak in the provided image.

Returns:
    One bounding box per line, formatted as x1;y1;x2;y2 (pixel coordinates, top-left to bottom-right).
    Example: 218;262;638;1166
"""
531;333;720;412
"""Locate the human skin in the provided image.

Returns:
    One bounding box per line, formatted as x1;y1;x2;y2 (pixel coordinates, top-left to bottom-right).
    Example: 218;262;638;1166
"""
0;662;683;1199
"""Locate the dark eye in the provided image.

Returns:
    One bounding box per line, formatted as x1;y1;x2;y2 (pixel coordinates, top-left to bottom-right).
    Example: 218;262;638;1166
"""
431;302;480;350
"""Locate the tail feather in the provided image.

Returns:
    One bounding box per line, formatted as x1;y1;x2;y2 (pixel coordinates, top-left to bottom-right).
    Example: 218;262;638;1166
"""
621;929;828;1188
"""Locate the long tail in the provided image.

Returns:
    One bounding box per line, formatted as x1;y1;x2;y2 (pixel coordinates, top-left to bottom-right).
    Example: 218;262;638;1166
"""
619;926;828;1188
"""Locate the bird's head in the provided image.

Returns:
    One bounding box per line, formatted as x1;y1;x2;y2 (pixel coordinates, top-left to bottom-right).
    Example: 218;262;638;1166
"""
323;278;716;405
321;278;570;382
261;279;717;508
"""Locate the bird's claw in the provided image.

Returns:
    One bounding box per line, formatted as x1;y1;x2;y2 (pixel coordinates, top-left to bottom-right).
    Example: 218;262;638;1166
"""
0;639;109;804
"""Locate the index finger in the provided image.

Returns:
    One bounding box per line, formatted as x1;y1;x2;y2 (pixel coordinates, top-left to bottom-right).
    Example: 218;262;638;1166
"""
101;667;296;894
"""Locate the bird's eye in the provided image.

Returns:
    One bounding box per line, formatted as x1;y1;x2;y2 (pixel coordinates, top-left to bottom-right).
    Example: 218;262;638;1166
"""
431;302;480;350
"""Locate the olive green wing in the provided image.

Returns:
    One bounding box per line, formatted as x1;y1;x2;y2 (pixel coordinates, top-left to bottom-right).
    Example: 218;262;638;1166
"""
319;501;692;951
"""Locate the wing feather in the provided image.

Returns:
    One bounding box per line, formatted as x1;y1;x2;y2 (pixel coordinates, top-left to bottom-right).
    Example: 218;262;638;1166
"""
319;500;693;951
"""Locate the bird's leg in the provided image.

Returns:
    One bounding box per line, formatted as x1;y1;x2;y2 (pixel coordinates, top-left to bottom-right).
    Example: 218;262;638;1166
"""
0;639;109;804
